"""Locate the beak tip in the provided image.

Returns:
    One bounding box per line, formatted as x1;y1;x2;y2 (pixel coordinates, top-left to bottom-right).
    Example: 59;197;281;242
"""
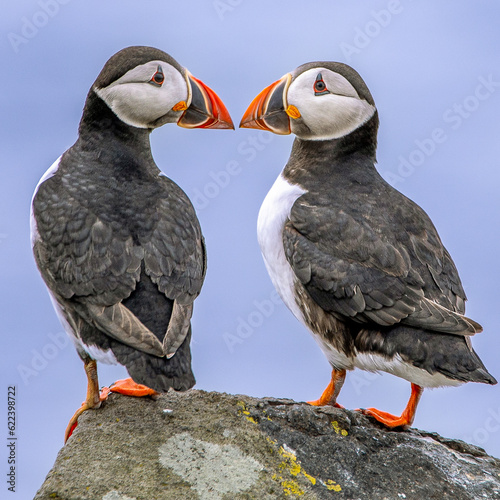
181;74;234;130
239;74;292;135
214;120;235;130
239;118;260;130
209;112;235;130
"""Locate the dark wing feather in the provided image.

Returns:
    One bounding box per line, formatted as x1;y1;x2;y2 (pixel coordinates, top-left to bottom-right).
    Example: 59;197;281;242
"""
33;171;206;358
33;176;142;304
143;176;206;304
284;195;480;335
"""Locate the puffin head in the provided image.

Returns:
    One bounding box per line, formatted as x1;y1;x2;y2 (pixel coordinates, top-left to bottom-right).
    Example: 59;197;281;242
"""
92;46;233;130
240;62;376;141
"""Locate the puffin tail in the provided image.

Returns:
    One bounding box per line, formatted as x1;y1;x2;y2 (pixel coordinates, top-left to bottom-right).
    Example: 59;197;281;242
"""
423;338;497;386
453;347;497;385
112;325;196;393
355;325;497;385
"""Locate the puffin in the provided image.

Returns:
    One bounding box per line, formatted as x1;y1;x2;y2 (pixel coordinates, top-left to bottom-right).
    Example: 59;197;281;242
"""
31;46;233;441
240;62;496;427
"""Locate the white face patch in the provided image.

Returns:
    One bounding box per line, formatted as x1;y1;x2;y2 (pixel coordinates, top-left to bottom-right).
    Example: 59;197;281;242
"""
287;67;376;140
96;60;189;129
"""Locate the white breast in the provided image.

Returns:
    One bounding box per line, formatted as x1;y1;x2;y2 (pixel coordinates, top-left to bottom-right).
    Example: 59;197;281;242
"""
258;172;354;370
257;173;307;325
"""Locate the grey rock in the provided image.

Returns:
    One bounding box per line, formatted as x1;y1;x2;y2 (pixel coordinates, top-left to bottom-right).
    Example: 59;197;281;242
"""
35;390;500;500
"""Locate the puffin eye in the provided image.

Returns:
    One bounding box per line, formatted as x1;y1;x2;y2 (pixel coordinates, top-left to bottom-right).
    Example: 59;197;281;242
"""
314;73;329;96
149;65;164;87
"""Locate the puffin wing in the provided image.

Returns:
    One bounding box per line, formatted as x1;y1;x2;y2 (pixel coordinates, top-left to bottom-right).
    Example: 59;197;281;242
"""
33;173;166;356
142;175;206;357
143;176;206;301
283;198;481;336
33;173;206;358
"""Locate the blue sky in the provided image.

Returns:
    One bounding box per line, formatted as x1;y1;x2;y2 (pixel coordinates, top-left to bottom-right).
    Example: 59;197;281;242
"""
2;1;500;497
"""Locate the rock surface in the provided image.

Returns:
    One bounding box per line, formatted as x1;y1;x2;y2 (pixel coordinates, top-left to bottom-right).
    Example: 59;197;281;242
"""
35;390;500;500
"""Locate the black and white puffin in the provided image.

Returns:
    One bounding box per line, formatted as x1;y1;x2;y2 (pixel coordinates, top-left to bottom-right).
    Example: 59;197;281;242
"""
240;62;496;427
31;46;233;440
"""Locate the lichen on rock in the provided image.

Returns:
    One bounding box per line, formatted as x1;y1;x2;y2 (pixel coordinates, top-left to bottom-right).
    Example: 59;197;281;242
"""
158;432;263;499
34;390;500;500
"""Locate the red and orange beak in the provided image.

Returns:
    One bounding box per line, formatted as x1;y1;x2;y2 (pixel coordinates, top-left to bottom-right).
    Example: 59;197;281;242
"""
177;72;234;130
239;73;292;135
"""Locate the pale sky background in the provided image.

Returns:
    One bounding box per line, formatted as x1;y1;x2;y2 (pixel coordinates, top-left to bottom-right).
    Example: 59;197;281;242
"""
2;1;500;497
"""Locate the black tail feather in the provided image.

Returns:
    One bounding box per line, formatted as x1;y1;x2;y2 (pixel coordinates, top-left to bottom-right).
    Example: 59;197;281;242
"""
354;325;497;385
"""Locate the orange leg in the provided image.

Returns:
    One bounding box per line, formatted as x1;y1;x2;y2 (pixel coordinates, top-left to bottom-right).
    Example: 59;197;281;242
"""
64;358;109;443
308;369;346;408
65;369;158;443
109;378;158;397
358;383;423;428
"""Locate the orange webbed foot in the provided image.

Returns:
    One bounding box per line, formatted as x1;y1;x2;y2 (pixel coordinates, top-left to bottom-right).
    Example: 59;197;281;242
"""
109;378;158;397
357;407;412;428
356;384;423;429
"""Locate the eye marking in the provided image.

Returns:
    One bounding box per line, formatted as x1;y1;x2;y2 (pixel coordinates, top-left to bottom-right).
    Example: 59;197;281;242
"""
149;65;165;87
314;73;329;96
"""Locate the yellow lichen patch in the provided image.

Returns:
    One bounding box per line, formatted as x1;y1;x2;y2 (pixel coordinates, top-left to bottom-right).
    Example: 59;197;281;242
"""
282;479;305;496
262;410;272;421
279;446;300;476
277;445;317;490
279;445;297;461
302;471;316;485
331;420;348;436
236;401;257;424
325;479;342;492
289;461;301;477
237;401;257;423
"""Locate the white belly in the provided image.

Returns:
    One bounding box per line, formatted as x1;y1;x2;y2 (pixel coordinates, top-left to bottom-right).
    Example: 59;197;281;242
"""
257;173;308;325
354;352;463;388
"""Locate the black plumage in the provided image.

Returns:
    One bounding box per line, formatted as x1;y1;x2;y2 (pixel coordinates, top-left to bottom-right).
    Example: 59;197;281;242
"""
32;48;232;440
32;76;205;390
282;138;492;383
240;60;496;427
